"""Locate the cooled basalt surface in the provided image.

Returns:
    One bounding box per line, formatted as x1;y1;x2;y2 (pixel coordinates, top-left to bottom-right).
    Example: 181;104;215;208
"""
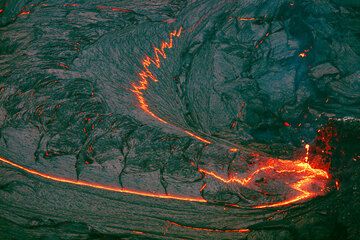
0;0;359;239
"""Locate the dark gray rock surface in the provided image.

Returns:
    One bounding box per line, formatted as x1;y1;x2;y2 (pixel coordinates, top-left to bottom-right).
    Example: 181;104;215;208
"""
0;0;359;239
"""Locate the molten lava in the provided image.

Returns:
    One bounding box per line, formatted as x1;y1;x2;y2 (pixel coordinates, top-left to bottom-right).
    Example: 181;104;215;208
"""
199;158;329;208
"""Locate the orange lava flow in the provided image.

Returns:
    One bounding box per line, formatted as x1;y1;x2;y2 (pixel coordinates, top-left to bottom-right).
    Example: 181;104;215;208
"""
229;148;239;152
0;156;206;203
255;161;329;208
183;130;211;144
130;27;211;144
131;230;144;235
168;221;250;233
199;157;329;208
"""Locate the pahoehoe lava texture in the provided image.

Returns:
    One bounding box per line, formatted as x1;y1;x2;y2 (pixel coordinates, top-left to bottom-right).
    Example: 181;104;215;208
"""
0;0;359;239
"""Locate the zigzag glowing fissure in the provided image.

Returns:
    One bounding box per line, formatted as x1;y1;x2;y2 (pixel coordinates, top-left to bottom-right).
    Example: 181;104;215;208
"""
130;27;211;144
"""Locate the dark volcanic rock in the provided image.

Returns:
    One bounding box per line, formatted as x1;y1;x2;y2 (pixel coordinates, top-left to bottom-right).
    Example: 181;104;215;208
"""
0;0;359;239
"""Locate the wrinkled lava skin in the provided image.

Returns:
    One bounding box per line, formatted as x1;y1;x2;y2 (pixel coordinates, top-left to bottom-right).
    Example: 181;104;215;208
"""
0;0;359;239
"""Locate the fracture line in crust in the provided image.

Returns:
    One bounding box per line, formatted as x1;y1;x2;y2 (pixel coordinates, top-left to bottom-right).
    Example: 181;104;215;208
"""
0;156;206;203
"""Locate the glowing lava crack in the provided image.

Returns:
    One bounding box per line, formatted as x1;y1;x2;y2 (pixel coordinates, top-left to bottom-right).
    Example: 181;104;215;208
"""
130;27;211;144
0;156;206;203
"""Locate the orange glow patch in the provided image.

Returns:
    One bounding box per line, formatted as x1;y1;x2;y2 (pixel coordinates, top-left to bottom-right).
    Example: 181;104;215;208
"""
335;180;340;190
183;130;211;144
19;11;30;16
305;144;310;162
0;156;206;203
229;148;239;152
283;122;291;127
64;3;79;7
299;49;310;58
299;52;307;58
111;7;132;12
168;221;250;233
238;17;256;21
58;63;69;69
199;183;207;192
